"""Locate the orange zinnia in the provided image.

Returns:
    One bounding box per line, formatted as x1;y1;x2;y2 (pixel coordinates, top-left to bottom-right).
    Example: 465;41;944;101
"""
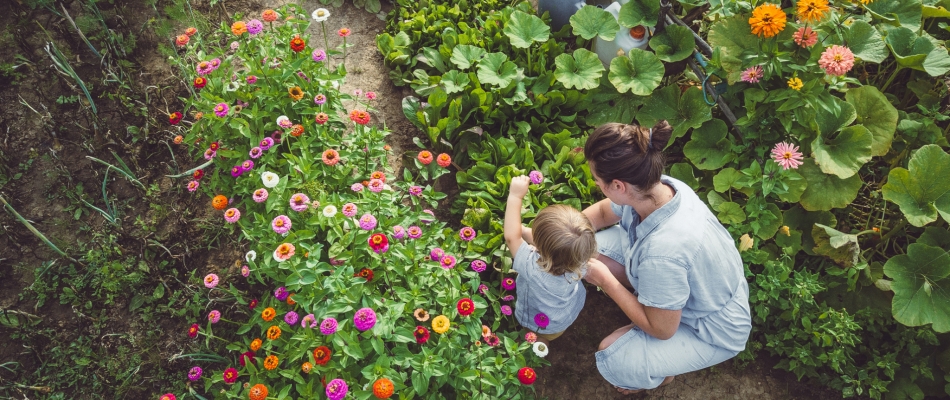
288;87;304;101
749;3;786;38
231;21;247;36
266;325;281;340
249;384;268;400
250;338;262;351
211;195;228;210
263;355;279;370
262;9;278;22
797;0;829;23
290;124;304;137
373;378;395;399
261;307;276;321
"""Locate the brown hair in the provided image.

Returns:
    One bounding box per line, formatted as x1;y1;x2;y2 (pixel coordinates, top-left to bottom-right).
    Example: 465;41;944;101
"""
531;205;597;277
584;120;673;190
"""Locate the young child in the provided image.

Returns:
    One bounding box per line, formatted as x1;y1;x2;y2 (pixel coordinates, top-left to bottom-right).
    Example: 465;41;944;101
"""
504;175;597;342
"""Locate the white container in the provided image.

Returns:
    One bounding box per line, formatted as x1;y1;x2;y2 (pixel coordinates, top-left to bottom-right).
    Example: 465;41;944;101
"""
594;2;651;67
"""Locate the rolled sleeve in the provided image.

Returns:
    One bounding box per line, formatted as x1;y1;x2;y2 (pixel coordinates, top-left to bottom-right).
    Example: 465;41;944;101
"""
610;201;624;218
511;241;533;273
637;257;690;310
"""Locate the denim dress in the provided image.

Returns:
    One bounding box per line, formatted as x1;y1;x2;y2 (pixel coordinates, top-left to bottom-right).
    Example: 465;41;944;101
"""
512;241;587;334
594;176;752;390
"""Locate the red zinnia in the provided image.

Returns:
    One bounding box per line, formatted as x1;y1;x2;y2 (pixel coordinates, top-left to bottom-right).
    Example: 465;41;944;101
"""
368;233;389;253
192;169;204;180
457;298;475;316
188;323;199;338
436;153;452;168
313;346;332;365
517;367;537;385
417;150;433;165
290;124;304;137
249;299;258;309
222;367;238;384
355;268;374;281
239;351;256;366
413;326;430;344
169;111;183;125
290;36;306;52
193;77;207;89
349;109;370;125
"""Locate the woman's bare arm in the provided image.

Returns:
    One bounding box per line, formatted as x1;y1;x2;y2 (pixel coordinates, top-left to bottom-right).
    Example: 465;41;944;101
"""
585;259;682;340
582;199;621;231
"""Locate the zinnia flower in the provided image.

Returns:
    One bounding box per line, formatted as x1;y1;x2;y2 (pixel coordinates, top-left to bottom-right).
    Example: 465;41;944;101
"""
797;0;829;23
485;333;500;346
529;170;544;184
271;215;291;234
502;277;516;290
313;346;331;365
502;295;514;301
252;188;269;203
312;49;327;62
740;65;763;83
184;27;197;36
518;367;537;385
793;26;818;48
230;21;247;36
818;45;855;76
414;326;430;343
261;307;276;321
301;313;317;328
302;362;313;373
457;298;475;316
312;8;330;21
338;28;351;37
749;3;786;38
196;61;212;75
459;227;477;241
260;137;274;150
223;208;240;223
289;193;310;212
240;160;254;171
246;250;257;262
373;378;394;399
421;209;435;224
186;180;199;192
273;243;295;262
242;265;251;277
353;307;377;331
471;260;487;272
355;268;373;281
525;332;538;343
323;205;338;217
393;225;406;240
169;111;183;125
417;150;433;165
249;384;268;400
188;366;202;381
276;115;292;128
533;341;549;357
213;103;229;117
315;112;329;125
349;109;371;125
175;34;189;47
478;284;488;294
222;367;238;384
351;183;364;192
239;352;255;367
326;379;348;400
368;179;384;193
501;305;512;315
430;248;445;261
274;286;289;301
414;308;430;322
368;233;389;253
436;153;452;168
193;169;204;180
261;172;279;188
288;87;304;102
188;323;199;338
407;226;422;239
534;312;550;329
247;19;263;34
359;213;378;230
314;94;327;104
284;311;299;325
440;255;457;269
771;142;804;170
230;165;244;178
366;91;377;100
262;9;278;22
267;325;282;340
431;315;450;334
342;203;358;217
322;149;340;165
320;317;338;335
290;35;306;52
788;77;803;90
246;75;258;84
203;273;219;288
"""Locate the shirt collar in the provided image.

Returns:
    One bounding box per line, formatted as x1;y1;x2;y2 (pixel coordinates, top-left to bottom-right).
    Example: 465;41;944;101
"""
634;175;684;239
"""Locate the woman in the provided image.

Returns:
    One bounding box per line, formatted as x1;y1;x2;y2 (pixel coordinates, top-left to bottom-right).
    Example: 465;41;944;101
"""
581;121;751;393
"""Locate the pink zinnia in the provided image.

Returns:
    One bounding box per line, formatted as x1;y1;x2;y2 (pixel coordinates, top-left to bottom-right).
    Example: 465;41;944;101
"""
440;255;457;269
320;317;338;335
471;260;487;272
407;226;422;239
430;248;445;261
818;45;855;76
223;208;240;223
272;215;292;234
351;183;363;192
353;308;377;331
500;305;512;315
740;65;763;83
253;188;268;203
289;193;310;212
525;332;537;343
249;146;263;159
459;227;476;241
793;26;818;48
529;170;544;185
393;225;406;240
409;186;423;196
358;213;378;230
213;103;229;117
342;203;358;217
771;142;804;170
208;310;221;323
187;180;199;192
203;273;219;288
366;91;377;100
368;179;384;193
301;313;317;328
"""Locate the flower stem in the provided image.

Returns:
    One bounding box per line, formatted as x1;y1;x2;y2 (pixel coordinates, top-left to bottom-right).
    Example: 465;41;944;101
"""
321;21;331;71
880;65;903;93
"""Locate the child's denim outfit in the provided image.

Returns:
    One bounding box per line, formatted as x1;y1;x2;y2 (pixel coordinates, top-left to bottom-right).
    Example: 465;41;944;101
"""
512;241;587;334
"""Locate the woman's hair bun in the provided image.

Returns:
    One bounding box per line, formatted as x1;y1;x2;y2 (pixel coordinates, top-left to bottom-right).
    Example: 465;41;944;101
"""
649;120;673;151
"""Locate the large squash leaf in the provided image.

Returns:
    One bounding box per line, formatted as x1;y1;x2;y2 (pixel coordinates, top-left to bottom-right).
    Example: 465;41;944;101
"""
683;119;734;170
883;242;950;332
885;27;950;77
554;49;605;90
846;86;898;156
844;20;889;63
617;0;661;28
637;85;712;146
503;11;550;49
867;0;923;31
570;5;620;41
649;25;695;62
882;144;950;227
476;53;519;87
811;125;873;179
798;159;863;211
607;48;664;96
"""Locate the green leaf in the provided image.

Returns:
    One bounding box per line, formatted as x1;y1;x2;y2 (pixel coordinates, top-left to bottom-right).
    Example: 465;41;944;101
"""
883;243;950;332
683;119;734;170
503;11;550;49
554;49;605;90
784;205;837;256
776;169;807;203
754;203;784;240
918;227;950;250
812;224;860;268
843;20;888;63
867;0;923;31
570;5;620;40
441;70;471;94
813;96;856;136
669;163;698;190
846;86;898;156
637;85;711;145
713;168;742;193
811;125;873;179
798;159;863;211
707;15;764;84
451;45;487;70
649;25;695;62
618;0;661;28
717;202;746;225
476;53;519;87
411;370;428;395
607;49;664;96
885;27;950;76
882;144;950;227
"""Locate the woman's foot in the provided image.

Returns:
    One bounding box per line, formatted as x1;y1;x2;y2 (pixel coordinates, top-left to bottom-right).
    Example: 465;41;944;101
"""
613;376;675;395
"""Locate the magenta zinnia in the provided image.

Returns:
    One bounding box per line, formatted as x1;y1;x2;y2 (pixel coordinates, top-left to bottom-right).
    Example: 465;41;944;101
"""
440;255;457;269
459;227;477;241
272;215;292;234
289;193;310;212
326;379;348;400
534;312;550;329
529;170;544;184
771;142;804;170
407;226;422;239
471;259;487;272
320;317;338;335
353;308;377;331
818;45;855;76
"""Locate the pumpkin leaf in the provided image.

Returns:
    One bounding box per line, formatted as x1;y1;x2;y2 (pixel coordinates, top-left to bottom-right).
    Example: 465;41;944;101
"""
846;86;899;156
441;70;471;94
718;202;746;225
883;243;950;332
649;25;695;62
554;49;605;90
885;27;950;76
683;119;734;170
844;20;889;63
607;48;664;96
504;11;550;49
707;14;772;84
476;53;519;87
784;205;836;256
798;159;863;211
637;85;712;146
882;144;950;227
617;0;661;28
811;125;873;179
570;5;621;40
451;45;487;70
867;0;923;31
812;224;860;268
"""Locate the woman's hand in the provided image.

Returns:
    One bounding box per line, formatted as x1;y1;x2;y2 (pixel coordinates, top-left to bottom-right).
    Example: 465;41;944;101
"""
584;258;617;288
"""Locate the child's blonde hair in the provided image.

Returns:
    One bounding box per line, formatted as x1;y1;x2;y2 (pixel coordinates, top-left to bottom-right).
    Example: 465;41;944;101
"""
531;205;597;277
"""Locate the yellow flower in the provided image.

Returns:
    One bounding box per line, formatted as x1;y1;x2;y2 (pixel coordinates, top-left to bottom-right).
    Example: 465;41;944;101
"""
779;226;791;236
288;86;304;101
796;0;829;23
858;0;872;4
787;77;803;91
749;3;787;38
739;234;754;252
431;315;450;334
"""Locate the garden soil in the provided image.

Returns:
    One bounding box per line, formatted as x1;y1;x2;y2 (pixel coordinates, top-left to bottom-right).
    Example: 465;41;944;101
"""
0;0;840;397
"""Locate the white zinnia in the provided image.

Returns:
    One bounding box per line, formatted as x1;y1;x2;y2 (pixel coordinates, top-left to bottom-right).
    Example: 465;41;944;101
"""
532;342;549;358
261;171;279;188
245;250;257;262
322;205;337;217
311;8;330;22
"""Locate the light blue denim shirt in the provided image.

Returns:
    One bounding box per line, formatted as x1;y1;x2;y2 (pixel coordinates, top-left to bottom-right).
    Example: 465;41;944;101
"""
609;176;751;353
512;241;587;333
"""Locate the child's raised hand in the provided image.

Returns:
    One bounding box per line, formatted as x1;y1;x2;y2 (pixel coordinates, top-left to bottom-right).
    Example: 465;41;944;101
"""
509;176;531;199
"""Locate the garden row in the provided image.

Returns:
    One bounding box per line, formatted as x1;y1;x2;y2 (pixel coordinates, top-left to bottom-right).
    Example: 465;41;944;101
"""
377;0;950;398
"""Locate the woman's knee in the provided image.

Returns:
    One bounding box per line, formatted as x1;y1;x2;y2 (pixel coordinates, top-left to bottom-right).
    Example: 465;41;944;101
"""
599;325;634;351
